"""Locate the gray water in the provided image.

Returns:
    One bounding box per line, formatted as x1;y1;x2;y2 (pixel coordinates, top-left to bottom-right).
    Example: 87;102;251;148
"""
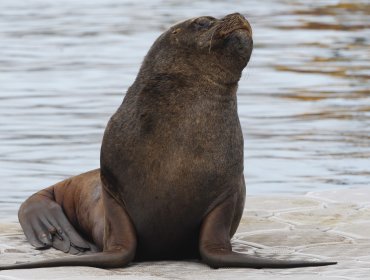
0;0;369;222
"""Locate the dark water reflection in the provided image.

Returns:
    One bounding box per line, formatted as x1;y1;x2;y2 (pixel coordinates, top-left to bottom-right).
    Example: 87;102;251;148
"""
0;0;369;221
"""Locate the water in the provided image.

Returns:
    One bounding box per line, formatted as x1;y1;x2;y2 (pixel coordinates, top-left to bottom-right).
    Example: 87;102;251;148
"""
0;0;369;221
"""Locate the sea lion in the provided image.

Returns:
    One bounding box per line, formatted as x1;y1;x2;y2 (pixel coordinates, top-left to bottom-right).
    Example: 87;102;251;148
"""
1;13;336;270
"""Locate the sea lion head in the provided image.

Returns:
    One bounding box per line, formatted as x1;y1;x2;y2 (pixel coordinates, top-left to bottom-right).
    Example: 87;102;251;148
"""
141;13;253;85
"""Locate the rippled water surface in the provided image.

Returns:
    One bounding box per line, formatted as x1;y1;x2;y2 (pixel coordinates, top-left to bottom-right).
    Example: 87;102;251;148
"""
0;0;369;221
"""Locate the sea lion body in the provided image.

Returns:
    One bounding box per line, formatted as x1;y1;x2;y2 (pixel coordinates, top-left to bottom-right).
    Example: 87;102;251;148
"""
99;13;249;260
1;13;336;270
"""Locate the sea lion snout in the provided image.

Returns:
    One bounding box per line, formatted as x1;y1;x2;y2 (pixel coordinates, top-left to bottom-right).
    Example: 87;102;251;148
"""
218;13;252;38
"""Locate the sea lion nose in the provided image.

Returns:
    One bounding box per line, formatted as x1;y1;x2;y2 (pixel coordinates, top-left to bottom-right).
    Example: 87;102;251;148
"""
224;13;253;36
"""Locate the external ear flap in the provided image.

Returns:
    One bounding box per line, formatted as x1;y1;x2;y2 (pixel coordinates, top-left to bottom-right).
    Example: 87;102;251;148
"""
172;28;181;34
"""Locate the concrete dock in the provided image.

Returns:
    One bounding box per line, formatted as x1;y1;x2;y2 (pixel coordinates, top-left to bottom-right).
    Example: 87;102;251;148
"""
1;188;369;280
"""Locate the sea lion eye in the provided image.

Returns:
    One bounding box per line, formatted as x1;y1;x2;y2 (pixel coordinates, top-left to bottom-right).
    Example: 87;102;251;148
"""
192;17;214;29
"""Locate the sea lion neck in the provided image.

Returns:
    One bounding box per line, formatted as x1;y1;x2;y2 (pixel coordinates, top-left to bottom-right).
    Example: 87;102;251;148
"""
132;55;242;95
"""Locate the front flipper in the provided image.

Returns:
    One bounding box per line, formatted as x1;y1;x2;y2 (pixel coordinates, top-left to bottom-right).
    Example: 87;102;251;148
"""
199;193;337;269
18;189;93;254
1;187;136;270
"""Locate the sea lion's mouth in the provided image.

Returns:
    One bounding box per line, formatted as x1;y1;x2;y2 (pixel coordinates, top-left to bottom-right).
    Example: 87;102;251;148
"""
220;26;252;37
205;13;253;63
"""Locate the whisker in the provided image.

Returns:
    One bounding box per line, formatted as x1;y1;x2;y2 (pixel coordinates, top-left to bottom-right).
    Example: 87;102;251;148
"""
208;28;217;53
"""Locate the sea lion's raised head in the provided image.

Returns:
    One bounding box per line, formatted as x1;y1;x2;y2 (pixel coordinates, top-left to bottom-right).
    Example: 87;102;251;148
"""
140;13;253;85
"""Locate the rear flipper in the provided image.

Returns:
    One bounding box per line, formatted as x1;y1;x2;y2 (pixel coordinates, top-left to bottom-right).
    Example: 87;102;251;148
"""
1;186;136;270
199;193;337;269
18;188;95;255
